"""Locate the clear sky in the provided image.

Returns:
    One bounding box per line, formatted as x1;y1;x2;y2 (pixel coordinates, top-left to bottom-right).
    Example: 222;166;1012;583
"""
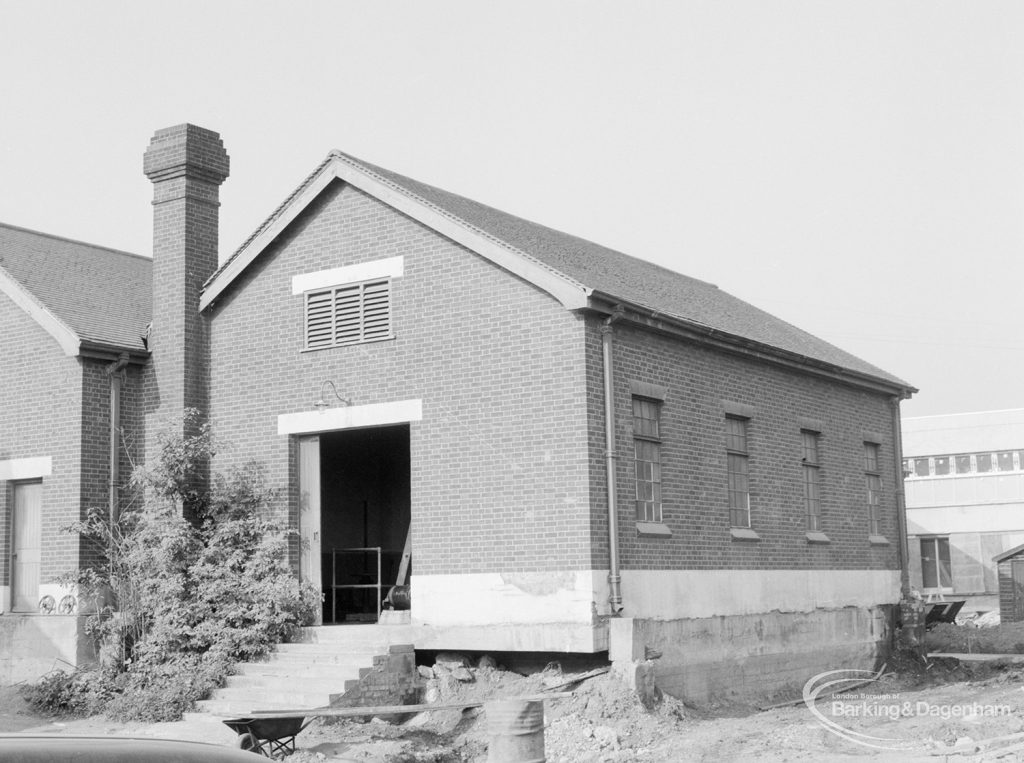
1;1;1021;417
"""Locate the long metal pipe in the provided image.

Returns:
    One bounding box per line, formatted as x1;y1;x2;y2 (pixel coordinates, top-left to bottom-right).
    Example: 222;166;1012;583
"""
890;394;912;598
602;308;625;614
108;353;130;523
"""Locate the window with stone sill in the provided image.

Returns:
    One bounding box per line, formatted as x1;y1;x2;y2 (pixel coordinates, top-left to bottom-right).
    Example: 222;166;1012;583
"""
802;430;822;532
633;397;663;524
726;415;751;528
864;442;882;537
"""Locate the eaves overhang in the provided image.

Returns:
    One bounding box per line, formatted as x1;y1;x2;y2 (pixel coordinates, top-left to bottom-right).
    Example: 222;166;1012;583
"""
78;341;150;365
583;292;917;399
200;154;592;313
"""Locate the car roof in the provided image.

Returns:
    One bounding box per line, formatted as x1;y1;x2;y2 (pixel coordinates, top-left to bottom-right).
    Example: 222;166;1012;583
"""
0;734;257;761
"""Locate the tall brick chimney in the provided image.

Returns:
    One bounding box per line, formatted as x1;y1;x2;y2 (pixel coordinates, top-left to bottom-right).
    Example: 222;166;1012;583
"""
142;124;229;463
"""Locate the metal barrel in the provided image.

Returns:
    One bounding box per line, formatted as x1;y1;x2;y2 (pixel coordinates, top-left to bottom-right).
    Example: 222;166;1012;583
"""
485;699;545;763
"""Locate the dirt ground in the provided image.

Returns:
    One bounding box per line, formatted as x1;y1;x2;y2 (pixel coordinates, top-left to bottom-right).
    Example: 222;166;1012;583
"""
6;655;1024;761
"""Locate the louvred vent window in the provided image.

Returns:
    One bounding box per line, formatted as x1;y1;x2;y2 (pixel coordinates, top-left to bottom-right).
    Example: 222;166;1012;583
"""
305;278;392;350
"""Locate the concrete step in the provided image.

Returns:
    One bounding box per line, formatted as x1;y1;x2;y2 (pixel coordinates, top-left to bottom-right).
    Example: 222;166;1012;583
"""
260;651;377;666
234;661;362;679
223;674;353;693
273;642;380;656
195;698;323;716
293;624;419;645
204;686;334;707
191;626;409;718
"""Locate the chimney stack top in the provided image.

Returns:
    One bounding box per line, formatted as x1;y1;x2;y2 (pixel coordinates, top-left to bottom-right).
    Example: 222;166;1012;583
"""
143;124;229;185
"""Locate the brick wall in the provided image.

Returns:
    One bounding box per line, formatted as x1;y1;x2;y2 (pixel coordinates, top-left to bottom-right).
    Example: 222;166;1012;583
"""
143;125;228;468
329;643;420;710
77;359;145;571
206;181;593;576
0;295;84;590
587;317;901;573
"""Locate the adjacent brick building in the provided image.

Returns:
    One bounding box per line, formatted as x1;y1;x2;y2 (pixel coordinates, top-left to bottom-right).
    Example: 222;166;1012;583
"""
0;123;915;700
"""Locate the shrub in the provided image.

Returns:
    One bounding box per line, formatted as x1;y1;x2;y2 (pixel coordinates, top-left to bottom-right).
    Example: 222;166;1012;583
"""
20;667;115;718
24;412;318;720
103;653;234;722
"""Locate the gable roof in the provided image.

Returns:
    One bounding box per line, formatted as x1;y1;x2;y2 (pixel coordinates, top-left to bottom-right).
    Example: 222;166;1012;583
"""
0;223;151;355
994;542;1024;564
204;152;913;393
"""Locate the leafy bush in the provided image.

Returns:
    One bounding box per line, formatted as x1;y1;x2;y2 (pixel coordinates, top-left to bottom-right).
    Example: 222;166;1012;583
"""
926;621;1024;654
103;653;234;722
20;669;106;717
23;412;318;720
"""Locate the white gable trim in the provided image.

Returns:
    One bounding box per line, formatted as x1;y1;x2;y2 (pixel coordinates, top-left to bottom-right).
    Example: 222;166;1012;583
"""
0;266;80;356
292;256;404;295
201;157;590;311
0;456;53;480
278;399;422;435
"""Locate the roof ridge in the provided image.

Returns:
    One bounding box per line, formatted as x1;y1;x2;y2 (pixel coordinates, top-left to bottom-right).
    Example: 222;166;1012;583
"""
328;151;588;293
333;151;721;292
0;221;147;262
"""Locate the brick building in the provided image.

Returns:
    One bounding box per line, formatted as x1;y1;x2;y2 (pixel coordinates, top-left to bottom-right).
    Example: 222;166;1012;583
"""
0;223;149;680
0;124;915;700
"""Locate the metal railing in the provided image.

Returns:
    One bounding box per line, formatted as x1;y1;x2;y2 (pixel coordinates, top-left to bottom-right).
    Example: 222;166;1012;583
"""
326;546;383;623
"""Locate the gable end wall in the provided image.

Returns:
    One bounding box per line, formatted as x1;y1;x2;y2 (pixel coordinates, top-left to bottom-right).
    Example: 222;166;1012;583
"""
207;181;594;578
0;294;84;595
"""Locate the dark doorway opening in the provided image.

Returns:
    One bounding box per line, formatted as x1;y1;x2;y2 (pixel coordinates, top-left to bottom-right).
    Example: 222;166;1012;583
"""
319;425;411;624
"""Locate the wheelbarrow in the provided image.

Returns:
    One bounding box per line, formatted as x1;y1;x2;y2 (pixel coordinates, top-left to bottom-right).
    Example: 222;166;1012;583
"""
223;691;575;757
222;715;314;758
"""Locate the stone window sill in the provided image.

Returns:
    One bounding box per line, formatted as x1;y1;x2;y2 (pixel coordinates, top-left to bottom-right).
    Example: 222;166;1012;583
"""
806;531;831;544
636;521;672;538
730;527;761;542
869;534;891;546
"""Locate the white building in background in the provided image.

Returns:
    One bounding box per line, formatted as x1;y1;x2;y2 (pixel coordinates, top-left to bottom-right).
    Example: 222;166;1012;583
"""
903;409;1024;612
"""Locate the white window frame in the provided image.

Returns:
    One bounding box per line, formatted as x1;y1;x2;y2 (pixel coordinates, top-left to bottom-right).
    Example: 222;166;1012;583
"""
920;536;953;591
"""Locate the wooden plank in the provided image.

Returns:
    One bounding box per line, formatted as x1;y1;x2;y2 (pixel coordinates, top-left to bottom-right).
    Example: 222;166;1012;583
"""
541;667;609;692
394;526;412;587
239;692;575;720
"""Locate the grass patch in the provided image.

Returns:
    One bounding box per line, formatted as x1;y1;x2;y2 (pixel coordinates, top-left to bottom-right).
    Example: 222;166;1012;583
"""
926;622;1024;654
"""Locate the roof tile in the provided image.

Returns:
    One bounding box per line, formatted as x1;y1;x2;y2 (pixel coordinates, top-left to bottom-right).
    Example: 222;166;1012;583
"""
0;223;151;352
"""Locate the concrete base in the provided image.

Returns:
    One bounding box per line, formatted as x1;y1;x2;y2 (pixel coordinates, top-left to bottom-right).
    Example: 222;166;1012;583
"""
299;620;608;653
378;610;411;625
609;606;891;705
0;615;96;685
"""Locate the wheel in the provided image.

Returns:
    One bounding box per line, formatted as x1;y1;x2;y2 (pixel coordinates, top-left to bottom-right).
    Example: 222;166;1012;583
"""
235;732;266;756
58;595;77;615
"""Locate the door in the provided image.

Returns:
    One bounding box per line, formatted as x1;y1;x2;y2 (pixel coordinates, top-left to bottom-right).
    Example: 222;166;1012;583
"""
12;481;42;612
298;436;322;624
1012;560;1024;622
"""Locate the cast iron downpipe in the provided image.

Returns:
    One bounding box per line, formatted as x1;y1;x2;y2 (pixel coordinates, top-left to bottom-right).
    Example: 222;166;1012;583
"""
107;353;130;524
602;307;626;615
890;394;912;598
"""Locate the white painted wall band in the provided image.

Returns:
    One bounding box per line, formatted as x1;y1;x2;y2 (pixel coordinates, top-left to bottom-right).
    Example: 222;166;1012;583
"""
291;255;404;295
0;456;52;481
278;399;422;435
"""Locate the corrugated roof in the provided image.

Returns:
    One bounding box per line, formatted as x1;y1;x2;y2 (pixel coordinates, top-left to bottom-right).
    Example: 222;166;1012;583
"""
214;151;909;390
0;222;151;352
